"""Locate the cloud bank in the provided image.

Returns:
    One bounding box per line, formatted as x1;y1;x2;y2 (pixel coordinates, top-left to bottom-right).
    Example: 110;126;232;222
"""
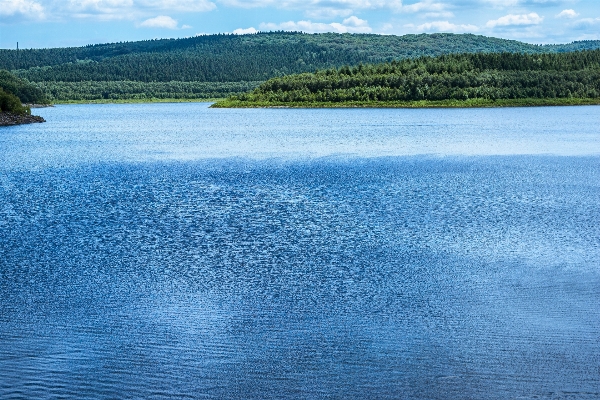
486;12;544;28
1;0;216;22
259;16;372;34
2;0;599;45
0;0;45;19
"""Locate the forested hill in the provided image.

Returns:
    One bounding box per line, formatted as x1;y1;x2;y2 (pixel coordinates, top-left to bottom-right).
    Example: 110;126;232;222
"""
3;32;600;83
213;50;600;108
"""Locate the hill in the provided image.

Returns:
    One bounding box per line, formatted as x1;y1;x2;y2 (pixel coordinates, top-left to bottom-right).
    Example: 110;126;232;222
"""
2;32;599;102
212;50;600;108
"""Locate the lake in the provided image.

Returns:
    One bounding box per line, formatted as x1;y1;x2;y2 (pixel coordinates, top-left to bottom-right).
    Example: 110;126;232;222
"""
1;103;599;399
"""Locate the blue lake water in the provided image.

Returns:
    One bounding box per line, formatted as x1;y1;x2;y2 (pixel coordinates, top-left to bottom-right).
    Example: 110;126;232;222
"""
1;103;599;399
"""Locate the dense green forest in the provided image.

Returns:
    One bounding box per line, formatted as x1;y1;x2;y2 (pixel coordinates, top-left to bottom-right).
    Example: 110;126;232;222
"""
213;50;600;107
35;80;262;101
3;33;599;77
2;32;599;102
0;69;47;104
0;69;47;114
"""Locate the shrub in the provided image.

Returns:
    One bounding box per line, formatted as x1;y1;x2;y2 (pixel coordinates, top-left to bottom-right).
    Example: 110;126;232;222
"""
0;87;30;115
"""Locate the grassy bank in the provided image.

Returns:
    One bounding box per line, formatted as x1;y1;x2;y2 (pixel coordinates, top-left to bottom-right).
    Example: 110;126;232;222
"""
211;97;600;108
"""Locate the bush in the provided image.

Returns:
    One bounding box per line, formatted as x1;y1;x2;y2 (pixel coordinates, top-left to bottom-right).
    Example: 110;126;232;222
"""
0;87;30;115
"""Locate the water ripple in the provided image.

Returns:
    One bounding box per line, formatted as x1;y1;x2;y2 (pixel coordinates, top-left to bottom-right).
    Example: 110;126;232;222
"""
1;156;598;399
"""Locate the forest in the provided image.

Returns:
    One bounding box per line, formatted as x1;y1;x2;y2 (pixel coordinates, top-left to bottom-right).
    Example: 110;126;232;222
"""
0;69;47;104
1;32;599;102
35;81;262;101
213;50;600;107
0;70;47;114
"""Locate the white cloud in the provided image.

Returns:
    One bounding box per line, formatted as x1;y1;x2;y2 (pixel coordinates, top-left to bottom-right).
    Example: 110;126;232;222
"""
22;0;216;21
65;0;133;19
67;0;133;13
482;0;566;6
486;12;544;28
574;32;600;40
219;0;395;8
233;27;258;34
0;0;45;19
424;11;454;18
304;7;353;19
138;0;215;13
139;15;178;28
259;16;372;33
343;15;370;28
572;17;600;29
4;0;597;46
556;9;578;18
68;0;216;14
379;22;394;32
401;0;448;14
219;0;404;17
526;0;563;4
482;0;520;7
409;20;479;33
220;0;387;17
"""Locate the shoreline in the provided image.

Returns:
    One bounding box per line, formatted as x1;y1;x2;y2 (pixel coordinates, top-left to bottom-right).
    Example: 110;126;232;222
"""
0;112;46;126
10;97;600;109
211;98;600;109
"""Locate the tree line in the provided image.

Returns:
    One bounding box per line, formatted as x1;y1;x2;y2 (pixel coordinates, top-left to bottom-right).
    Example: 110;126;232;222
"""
3;33;599;84
35;80;262;101
227;50;600;104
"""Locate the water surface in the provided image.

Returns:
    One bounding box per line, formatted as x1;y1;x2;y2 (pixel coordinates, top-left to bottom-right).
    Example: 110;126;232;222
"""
1;104;599;399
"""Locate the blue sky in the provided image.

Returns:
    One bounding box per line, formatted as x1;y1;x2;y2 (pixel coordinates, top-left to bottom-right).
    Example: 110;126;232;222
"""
1;0;599;49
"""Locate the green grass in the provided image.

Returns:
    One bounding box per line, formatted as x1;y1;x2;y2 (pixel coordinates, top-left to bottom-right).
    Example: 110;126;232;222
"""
211;97;600;109
53;97;225;105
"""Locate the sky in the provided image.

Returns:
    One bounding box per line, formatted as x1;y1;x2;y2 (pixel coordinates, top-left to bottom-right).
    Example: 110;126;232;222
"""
0;0;599;49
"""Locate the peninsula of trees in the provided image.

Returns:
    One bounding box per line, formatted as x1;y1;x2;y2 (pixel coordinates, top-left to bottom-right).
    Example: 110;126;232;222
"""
212;50;600;108
1;32;599;103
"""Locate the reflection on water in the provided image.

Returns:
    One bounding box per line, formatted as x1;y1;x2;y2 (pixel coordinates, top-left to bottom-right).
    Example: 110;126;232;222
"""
0;104;599;399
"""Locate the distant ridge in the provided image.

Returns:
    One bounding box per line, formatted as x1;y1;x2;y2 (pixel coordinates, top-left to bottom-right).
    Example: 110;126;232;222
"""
3;33;600;81
2;32;598;102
